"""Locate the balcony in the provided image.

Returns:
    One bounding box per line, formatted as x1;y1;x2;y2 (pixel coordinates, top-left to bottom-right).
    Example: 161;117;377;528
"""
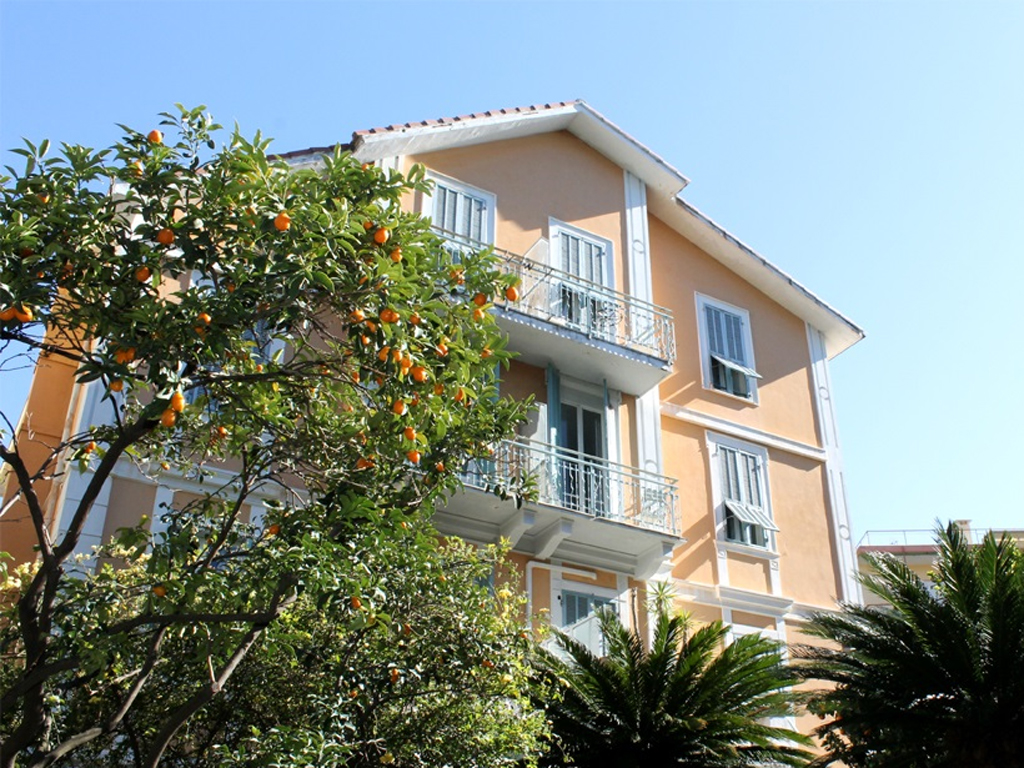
437;230;676;396
435;438;682;578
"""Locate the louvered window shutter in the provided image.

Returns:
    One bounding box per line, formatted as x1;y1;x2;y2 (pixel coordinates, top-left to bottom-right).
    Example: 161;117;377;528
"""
435;184;487;242
706;305;746;364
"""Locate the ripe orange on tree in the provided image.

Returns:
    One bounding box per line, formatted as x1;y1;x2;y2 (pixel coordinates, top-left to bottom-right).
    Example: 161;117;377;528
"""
135;265;151;282
481;347;493;359
160;409;177;428
152;584;168;597
403;426;416;441
389;668;401;684
170;391;186;413
215;425;229;439
350;595;364;610
409;312;421;326
265;523;280;536
109;379;124;393
392;400;407;416
273;211;291;231
390;247;402;263
12;305;33;323
0;307;17;322
411;365;428;383
147;129;163;144
407;449;421;464
196;312;212;326
373;227;390;245
505;285;520;302
349;308;365;323
434;461;445;472
473;307;485;322
473;292;488;307
84;441;97;454
454;387;466;403
156;228;175;246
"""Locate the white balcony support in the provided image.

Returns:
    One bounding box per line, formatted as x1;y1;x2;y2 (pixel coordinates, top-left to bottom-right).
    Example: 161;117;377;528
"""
636;541;676;581
536;519;574;560
500;509;535;547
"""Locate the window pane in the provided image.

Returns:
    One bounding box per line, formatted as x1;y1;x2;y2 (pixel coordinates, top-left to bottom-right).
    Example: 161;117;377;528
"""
582;409;603;458
560;404;579;452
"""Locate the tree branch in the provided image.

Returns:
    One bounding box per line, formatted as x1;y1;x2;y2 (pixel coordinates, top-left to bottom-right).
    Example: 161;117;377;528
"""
0;443;55;563
142;575;298;768
27;627;169;767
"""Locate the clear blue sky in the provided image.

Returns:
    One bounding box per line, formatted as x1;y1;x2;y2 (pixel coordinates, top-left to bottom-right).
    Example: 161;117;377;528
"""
3;1;1022;544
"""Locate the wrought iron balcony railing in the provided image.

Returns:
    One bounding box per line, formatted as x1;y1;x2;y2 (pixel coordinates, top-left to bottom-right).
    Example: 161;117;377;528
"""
462;437;679;537
435;230;676;363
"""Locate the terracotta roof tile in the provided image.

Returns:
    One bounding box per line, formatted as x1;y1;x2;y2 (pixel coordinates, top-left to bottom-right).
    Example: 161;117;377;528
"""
352;100;581;138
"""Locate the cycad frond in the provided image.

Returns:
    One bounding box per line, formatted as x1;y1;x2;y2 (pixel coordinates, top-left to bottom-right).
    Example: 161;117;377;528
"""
796;521;1024;768
532;605;811;768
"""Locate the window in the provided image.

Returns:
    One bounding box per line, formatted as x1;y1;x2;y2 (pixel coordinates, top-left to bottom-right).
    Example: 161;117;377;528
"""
426;174;495;259
558;401;607;516
550;220;617;341
710;434;777;550
696;294;761;401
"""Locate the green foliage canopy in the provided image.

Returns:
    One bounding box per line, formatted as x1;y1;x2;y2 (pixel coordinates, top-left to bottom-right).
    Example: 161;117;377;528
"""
0;106;536;767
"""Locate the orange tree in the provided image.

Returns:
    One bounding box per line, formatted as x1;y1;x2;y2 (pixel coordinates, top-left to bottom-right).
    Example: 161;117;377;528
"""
0;106;535;767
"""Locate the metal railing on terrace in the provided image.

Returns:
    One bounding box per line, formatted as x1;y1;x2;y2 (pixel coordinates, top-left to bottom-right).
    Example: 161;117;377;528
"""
435;230;676;364
462;437;679;537
858;527;1024;549
542;612;609;660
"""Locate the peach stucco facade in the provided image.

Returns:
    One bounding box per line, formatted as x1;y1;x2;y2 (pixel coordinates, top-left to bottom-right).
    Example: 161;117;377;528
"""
3;103;863;669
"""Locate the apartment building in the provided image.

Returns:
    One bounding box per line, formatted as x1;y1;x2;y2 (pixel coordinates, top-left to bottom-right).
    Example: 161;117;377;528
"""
3;101;863;665
857;522;1024;607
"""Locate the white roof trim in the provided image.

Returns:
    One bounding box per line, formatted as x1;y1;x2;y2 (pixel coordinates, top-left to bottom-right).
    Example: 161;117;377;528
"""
308;101;864;358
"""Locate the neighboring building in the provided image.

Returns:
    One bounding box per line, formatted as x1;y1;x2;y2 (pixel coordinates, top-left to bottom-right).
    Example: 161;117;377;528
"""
3;101;864;697
857;522;1024;607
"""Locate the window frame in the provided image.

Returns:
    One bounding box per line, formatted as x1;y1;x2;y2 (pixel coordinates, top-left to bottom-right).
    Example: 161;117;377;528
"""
707;432;777;554
422;171;496;246
547;218;615;289
548;219;617;341
695;293;761;404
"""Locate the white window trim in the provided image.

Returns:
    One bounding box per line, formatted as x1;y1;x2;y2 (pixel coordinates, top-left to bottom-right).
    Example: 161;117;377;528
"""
706;431;777;557
550;567;623;628
695;293;760;405
421;171;496;245
548;218;615;289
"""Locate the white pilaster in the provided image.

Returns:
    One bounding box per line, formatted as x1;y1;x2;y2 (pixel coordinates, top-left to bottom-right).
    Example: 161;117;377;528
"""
807;325;862;605
624;170;664;478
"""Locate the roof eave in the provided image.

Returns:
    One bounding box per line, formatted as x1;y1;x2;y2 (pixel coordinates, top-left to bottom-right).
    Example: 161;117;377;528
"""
350;100;692;200
276;102;863;357
662;195;865;358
